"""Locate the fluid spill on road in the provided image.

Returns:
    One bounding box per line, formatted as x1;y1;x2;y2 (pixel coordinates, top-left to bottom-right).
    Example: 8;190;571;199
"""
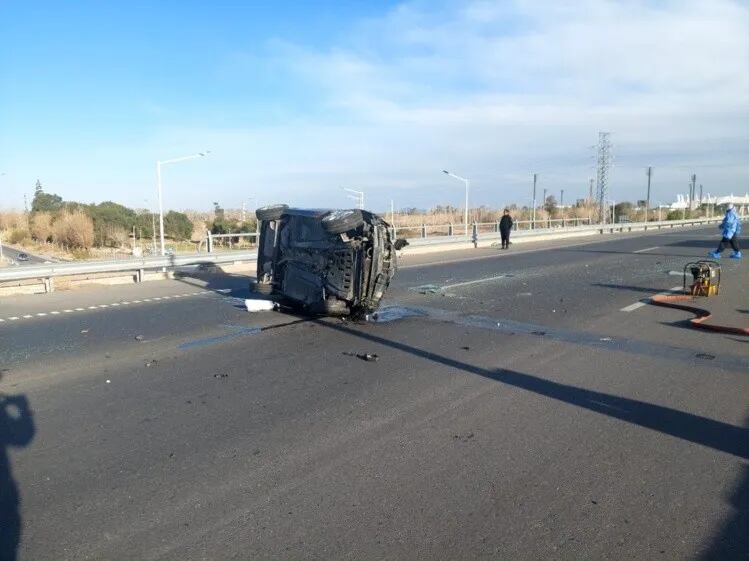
366;306;426;323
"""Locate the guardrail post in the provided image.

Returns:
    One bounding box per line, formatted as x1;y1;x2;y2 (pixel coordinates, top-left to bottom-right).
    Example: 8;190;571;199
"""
206;230;213;253
495;220;500;233
448;223;454;236
43;277;54;293
421;224;427;238
471;222;478;248
137;269;144;283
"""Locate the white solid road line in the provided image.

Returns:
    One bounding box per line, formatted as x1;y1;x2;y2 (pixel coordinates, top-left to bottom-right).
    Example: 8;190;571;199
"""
620;285;683;312
633;246;659;253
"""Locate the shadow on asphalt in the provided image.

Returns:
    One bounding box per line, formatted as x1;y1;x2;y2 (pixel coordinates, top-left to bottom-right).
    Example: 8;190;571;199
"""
592;282;677;294
698;458;749;560
313;319;749;460
0;379;35;561
173;264;256;301
312;318;749;557
558;248;697;258
665;239;723;249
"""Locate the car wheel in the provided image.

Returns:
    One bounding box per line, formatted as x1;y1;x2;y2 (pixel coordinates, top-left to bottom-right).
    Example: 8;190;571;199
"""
252;281;274;295
255;204;289;222
321;209;365;234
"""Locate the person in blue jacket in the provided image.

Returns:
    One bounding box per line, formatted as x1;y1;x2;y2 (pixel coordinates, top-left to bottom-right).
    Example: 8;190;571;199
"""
709;204;742;259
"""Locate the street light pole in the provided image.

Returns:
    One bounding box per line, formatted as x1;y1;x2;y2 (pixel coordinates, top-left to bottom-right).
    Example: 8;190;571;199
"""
532;173;538;229
156;151;209;256
442;170;469;235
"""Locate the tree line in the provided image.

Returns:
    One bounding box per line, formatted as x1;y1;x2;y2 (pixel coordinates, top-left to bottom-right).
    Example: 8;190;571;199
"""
17;187;194;249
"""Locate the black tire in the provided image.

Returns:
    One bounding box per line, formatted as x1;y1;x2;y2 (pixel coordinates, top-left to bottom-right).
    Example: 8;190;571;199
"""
252;281;274;295
321;209;365;234
310;298;350;316
256;204;288;222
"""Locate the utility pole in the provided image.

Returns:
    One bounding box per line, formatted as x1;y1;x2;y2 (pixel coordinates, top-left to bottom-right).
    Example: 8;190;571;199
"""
588;178;594;204
645;166;652;222
23;193;28;213
241;201;246;222
699;184;703;206
532;173;538;228
595;132;612;224
560;189;564;208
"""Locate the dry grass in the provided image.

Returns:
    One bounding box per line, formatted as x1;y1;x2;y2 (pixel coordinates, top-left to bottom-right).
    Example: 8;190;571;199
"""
53;211;95;249
0;210;28;231
31;212;54;243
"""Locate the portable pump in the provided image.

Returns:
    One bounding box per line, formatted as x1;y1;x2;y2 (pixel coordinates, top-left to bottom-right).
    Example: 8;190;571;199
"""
683;260;720;297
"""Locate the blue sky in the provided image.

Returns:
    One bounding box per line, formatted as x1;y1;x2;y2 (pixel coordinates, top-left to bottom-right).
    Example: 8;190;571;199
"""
1;0;748;213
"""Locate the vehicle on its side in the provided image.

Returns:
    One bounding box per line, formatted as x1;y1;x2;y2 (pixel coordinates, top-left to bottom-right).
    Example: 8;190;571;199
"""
16;253;30;262
253;205;402;316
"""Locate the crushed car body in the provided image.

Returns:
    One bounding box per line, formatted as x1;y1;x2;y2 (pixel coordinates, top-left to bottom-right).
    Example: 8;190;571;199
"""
254;205;403;316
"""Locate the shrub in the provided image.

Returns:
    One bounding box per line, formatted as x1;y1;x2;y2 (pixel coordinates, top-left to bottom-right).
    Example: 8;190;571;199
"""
7;228;30;244
0;211;28;231
31;212;54;242
164;211;194;241
53;211;94;248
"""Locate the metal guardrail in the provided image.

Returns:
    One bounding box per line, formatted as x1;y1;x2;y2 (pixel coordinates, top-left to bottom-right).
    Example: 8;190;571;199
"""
393;217;593;237
1;216;742;293
0;251;258;290
404;216;739;248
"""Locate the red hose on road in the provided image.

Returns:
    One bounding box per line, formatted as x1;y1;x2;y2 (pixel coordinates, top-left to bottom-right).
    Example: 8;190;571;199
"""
650;294;749;336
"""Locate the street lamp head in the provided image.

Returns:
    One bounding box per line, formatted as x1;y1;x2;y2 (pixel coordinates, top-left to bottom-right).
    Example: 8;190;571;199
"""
442;170;449;175
198;150;210;157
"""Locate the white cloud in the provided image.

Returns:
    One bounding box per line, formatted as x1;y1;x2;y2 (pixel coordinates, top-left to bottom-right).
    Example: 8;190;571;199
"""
175;0;748;210
8;0;747;210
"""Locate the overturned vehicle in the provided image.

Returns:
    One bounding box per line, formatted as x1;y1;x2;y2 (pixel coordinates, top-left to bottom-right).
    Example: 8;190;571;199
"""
253;205;404;316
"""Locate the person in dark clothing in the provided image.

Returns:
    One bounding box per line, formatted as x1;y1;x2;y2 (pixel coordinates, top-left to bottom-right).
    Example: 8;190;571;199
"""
499;209;513;249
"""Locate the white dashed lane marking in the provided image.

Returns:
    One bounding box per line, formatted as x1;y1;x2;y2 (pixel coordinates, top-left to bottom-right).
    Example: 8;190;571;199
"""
620;285;683;312
633;246;659;253
0;290;212;324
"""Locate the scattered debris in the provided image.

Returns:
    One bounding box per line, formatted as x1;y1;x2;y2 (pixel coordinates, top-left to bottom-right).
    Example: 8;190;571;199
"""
169;452;175;459
134;335;144;341
517;292;533;297
453;432;475;442
80;329;89;334
531;330;546;336
413;284;441;294
599;337;613;342
357;353;379;362
245;299;278;312
213;373;229;379
145;359;158;367
106;379;111;384
695;353;716;360
461;346;470;351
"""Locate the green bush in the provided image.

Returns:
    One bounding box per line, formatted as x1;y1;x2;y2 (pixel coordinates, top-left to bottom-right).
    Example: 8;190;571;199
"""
164;211;193;241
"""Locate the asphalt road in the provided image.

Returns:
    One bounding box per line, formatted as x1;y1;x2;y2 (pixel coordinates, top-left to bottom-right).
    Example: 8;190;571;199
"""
0;245;46;266
0;226;746;561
